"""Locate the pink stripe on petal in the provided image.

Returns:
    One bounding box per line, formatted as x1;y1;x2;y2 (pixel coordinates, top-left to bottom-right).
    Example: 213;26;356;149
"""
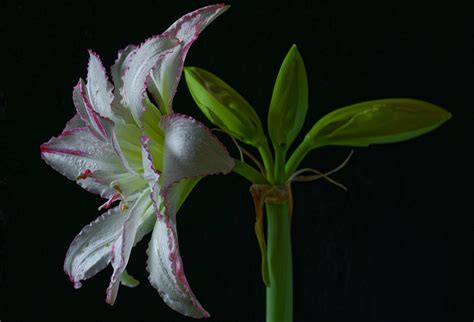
58;126;89;138
40;125;119;198
73;80;110;141
40;145;90;157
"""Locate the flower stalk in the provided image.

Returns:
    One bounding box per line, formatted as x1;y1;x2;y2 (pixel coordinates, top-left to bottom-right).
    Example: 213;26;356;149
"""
265;201;293;322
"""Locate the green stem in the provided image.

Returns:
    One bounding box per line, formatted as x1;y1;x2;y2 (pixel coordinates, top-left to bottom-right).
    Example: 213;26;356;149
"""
232;159;269;184
285;140;312;178
274;148;287;184
266;201;293;322
258;142;275;182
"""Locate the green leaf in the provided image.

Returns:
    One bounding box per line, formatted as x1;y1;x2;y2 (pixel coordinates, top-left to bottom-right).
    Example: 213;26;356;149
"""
268;44;308;151
305;98;451;148
184;67;267;147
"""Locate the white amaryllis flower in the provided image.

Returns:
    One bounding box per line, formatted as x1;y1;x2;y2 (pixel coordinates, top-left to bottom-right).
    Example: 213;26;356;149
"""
40;4;233;318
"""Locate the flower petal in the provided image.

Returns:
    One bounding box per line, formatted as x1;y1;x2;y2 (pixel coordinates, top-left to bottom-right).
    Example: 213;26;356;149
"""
143;121;209;317
146;43;183;114
64;113;86;130
64;206;128;288
146;192;208;318
86;50;115;120
113;121;145;171
72;78;141;176
106;191;154;305
141;136;162;219
73;79;111;141
147;4;229;114
163;4;229;47
120;36;179;126
160;113;235;190
111;45;137;125
90;170;146;198
111;45;137;98
40;121;119;198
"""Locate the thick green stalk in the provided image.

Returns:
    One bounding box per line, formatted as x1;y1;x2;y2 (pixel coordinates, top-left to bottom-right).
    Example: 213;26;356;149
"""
273;148;287;184
265;201;293;322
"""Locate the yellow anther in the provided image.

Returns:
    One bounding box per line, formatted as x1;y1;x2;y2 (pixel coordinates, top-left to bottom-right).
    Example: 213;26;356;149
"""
119;202;129;213
113;185;123;194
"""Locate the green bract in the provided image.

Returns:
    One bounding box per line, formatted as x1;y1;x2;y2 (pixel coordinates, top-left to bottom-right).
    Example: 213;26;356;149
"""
305;98;452;148
268;44;308;151
184;66;267;147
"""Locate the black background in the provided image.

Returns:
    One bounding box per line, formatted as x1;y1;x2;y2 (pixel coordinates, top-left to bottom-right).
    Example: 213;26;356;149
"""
1;0;472;321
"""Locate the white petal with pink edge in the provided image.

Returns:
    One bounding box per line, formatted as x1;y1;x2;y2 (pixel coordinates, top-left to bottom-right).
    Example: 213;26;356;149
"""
40;122;119;198
145;113;234;318
147;213;209;318
120;36;179;126
147;43;183;114
73;79;111;142
86;50;115;120
160;113;235;189
106;191;154;305
64;206;127;289
163;4;229;47
145;4;229;115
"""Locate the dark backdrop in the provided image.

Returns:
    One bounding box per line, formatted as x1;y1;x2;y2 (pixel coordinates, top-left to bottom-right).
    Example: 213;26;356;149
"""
1;1;472;321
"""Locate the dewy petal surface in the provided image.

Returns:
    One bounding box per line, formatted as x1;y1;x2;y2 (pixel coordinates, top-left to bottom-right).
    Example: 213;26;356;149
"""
40;118;119;198
106;191;154;305
73;79;111;142
146;4;229;114
163;4;229;47
160;113;235;189
111;44;136;101
86;50;115;120
64;206;128;289
147;209;207;318
120;36;179;126
145;113;233;318
147;43;184;114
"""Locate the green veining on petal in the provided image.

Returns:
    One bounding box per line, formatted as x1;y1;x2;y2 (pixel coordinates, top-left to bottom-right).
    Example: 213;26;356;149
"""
109;172;148;197
143;98;166;145
115;122;144;171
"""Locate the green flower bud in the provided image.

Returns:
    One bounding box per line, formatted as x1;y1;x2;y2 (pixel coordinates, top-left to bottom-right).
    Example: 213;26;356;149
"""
267;44;308;151
305;98;451;148
184;67;267;147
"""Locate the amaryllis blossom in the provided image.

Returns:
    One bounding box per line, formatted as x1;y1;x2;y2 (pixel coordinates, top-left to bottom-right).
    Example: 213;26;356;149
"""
40;4;234;318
